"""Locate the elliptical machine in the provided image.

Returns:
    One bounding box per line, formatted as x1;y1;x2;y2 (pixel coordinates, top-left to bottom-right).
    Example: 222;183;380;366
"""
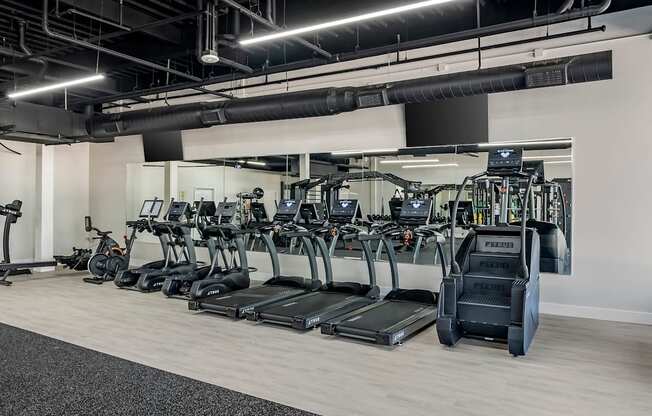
115;199;194;292
436;147;541;356
85;200;163;284
186;201;251;299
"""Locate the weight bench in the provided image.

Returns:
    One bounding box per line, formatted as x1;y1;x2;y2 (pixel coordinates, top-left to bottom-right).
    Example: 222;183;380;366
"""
0;260;58;286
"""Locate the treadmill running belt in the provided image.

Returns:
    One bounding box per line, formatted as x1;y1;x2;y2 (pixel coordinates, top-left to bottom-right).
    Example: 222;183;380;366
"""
200;285;305;308
337;301;434;331
0;323;315;416
260;292;354;317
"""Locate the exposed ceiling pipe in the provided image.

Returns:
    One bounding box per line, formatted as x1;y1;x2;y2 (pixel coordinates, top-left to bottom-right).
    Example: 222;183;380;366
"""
41;0;202;82
79;0;612;106
86;51;612;138
221;0;332;59
196;0;254;74
266;0;276;25
557;0;575;14
17;21;48;80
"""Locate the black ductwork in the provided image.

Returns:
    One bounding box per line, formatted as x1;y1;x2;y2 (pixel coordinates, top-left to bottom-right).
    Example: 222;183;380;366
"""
87;51;612;139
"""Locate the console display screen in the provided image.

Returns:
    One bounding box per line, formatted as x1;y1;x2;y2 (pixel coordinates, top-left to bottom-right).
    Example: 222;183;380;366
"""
139;200;164;218
277;200;300;215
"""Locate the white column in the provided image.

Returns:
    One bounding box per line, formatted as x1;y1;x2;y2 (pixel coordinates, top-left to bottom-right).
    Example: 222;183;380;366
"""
35;145;54;266
299;153;310;180
164;161;179;202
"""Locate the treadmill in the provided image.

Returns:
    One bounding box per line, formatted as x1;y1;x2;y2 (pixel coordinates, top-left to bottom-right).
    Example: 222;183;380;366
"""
188;201;322;319
245;227;380;330
321;201;447;346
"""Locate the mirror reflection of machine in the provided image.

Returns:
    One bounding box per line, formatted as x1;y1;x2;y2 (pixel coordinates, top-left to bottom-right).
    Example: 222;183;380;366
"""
327;199;363;256
237;187;266;225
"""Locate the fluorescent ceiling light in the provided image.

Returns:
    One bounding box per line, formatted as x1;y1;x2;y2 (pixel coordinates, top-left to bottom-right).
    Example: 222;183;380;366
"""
523;155;572;160
246;160;267;166
240;0;455;46
331;148;398;156
7;74;105;99
544;160;573;165
380;158;440;164
402;163;458;169
478;138;572;148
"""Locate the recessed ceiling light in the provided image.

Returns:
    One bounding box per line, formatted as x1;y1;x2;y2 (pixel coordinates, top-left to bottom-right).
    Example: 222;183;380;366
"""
402;163;459;169
240;0;457;46
380;158;440;164
7;74;105;99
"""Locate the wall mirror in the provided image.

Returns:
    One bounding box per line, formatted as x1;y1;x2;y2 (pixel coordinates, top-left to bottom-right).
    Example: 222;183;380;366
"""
125;139;572;275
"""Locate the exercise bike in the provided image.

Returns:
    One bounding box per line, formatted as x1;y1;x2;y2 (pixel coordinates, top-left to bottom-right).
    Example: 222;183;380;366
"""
55;217;118;272
85;216;142;284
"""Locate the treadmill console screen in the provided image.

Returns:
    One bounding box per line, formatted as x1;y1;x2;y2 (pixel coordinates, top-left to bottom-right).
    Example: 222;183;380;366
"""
487;147;523;175
330;199;361;223
277;200;300;215
167;202;191;221
139;199;164;218
399;199;432;225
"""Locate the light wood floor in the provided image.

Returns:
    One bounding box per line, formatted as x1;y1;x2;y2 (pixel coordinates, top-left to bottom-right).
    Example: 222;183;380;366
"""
1;272;651;416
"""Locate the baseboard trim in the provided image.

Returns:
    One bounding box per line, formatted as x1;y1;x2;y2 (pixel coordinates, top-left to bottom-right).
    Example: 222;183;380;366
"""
541;302;652;325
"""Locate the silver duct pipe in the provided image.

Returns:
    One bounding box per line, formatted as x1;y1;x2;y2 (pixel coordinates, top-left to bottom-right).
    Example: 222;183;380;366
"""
87;51;612;138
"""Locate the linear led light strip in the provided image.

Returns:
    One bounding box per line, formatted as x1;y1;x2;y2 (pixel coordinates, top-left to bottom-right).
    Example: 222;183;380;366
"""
402;163;458;169
7;74;105;99
380;158;440;164
478;138;572;148
331;148;398;156
522;155;572;160
240;0;456;46
544;160;573;165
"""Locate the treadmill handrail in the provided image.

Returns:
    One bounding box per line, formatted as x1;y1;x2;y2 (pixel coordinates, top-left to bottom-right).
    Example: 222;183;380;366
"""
358;237;378;288
376;237;400;290
312;236;333;284
259;233;281;278
450;171;486;274
299;235;319;282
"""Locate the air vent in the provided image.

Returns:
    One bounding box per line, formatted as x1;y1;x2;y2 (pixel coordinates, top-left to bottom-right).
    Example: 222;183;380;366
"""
525;63;569;88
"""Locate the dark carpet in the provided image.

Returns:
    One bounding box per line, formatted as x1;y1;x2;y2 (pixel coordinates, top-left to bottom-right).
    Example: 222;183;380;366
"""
0;323;317;416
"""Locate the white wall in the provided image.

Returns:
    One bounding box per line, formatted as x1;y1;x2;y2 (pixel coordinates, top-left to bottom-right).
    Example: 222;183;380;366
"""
53;143;90;254
87;10;652;324
0;142;38;261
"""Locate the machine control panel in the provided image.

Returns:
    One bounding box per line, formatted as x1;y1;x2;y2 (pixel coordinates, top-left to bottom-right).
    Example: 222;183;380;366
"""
329;199;361;224
167;201;191;221
487;147;523;176
399;199;432;225
215;201;237;224
274;200;302;222
139;199;164;218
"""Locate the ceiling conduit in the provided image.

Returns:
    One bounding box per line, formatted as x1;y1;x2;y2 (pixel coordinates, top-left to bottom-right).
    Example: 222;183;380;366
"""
87;51;612;138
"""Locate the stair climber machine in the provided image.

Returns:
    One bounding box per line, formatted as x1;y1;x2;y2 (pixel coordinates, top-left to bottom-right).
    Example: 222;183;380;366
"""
245;225;380;330
186;201;251;299
84;203;161;284
188;222;322;320
436;147;541;356
115;200;194;292
321;217;447;346
0;200;57;286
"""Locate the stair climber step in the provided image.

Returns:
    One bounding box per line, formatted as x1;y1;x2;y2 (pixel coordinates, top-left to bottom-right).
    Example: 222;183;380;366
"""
458;293;511;326
463;273;515;297
476;235;521;254
469;252;520;276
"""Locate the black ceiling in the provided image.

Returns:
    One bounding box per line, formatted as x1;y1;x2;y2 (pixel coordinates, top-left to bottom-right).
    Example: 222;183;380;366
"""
0;0;649;111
